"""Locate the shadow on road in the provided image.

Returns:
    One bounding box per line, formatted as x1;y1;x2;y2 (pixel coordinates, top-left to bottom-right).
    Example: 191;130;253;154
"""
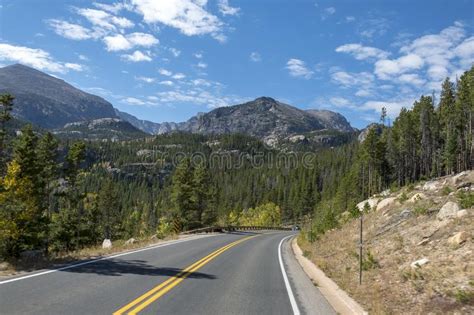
59;258;217;279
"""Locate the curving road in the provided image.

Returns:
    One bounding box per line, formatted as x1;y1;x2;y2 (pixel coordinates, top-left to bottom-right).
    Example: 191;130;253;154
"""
0;231;334;315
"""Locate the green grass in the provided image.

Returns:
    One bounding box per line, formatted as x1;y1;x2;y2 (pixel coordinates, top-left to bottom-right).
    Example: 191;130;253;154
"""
397;192;408;203
362;250;380;270
457;191;474;209
453;289;474;305
442;186;453;196
413;206;428;216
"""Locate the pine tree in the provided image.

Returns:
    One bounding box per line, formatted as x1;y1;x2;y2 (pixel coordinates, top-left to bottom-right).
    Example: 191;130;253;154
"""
438;77;457;174
171;158;196;230
0;94;14;176
98;179;122;239
192;162;215;226
455;69;473;171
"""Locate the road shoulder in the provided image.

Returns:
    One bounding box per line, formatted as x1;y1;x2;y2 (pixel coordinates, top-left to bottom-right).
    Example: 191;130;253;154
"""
291;238;367;315
281;235;336;315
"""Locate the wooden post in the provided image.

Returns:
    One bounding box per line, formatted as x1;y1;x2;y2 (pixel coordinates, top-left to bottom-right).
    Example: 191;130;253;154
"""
359;211;363;285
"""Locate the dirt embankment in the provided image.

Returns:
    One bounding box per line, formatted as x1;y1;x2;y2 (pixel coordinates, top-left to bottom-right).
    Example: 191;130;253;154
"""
299;171;474;314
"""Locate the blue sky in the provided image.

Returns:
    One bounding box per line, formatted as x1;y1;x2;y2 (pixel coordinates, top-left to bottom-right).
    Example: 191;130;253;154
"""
0;0;473;128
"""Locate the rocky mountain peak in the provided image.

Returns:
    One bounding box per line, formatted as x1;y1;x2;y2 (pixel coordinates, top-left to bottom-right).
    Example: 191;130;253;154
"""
0;63;118;129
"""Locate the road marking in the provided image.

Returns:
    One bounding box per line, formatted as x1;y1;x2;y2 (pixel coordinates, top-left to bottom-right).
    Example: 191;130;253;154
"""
114;235;258;315
279;235;301;315
0;235;217;285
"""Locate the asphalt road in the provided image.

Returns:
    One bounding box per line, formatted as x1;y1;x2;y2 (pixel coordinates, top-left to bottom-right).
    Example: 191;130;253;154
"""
0;231;334;315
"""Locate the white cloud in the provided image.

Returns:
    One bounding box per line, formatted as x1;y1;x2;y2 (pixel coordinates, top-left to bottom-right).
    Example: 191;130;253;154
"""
121;50;152;62
93;2;131;14
362;99;412;117
47;20;96;40
103;34;130;51
0;43;83;73
192;78;212;86
78;54;89;61
218;0;240;16
124;97;146;105
169;47;181;57
321;6;336;20
323;96;411;118
357;17;390;39
197;62;207;69
345;16;355;22
325;7;336;14
286;58;313;79
159;80;174;86
374;54;424;79
158;68;173;76
250;52;261;62
64;63;84;71
331;71;374;87
77;8;134;31
398;23;466;82
130;0;225;41
355;89;372;97
455;36;474;68
194;52;203;59
103;32;158;51
135;76;155;83
330;97;351;107
172;73;186;80
398;73;425;86
156;89;248;108
335;43;389;60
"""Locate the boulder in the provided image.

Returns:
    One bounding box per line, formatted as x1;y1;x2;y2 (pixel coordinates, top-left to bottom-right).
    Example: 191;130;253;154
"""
400;209;412;218
376;197;398;211
437;201;461;220
411;258;430;268
125;238;136;245
357;198;379;212
448;231;469;245
380;189;391;197
450;170;474;186
409;192;426;203
102;239;112;249
457;209;468;218
423;180;442;191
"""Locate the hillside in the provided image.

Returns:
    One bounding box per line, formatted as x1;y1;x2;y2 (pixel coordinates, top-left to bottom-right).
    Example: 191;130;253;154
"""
299;171;474;314
53;118;148;141
114;108;174;135
0;64;119;129
305;109;355;132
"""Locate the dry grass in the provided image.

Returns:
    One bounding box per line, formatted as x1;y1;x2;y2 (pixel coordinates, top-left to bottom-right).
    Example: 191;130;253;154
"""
299;183;474;314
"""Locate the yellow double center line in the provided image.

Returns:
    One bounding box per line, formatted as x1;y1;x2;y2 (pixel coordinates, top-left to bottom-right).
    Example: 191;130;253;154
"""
113;235;258;315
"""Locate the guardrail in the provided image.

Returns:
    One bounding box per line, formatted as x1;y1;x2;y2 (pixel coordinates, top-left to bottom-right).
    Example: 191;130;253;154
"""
180;225;292;235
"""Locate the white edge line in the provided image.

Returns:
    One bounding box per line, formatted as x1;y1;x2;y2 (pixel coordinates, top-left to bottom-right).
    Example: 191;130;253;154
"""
279;235;301;315
0;234;217;285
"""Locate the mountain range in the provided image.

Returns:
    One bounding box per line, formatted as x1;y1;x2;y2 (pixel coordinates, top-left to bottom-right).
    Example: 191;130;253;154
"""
0;64;355;143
